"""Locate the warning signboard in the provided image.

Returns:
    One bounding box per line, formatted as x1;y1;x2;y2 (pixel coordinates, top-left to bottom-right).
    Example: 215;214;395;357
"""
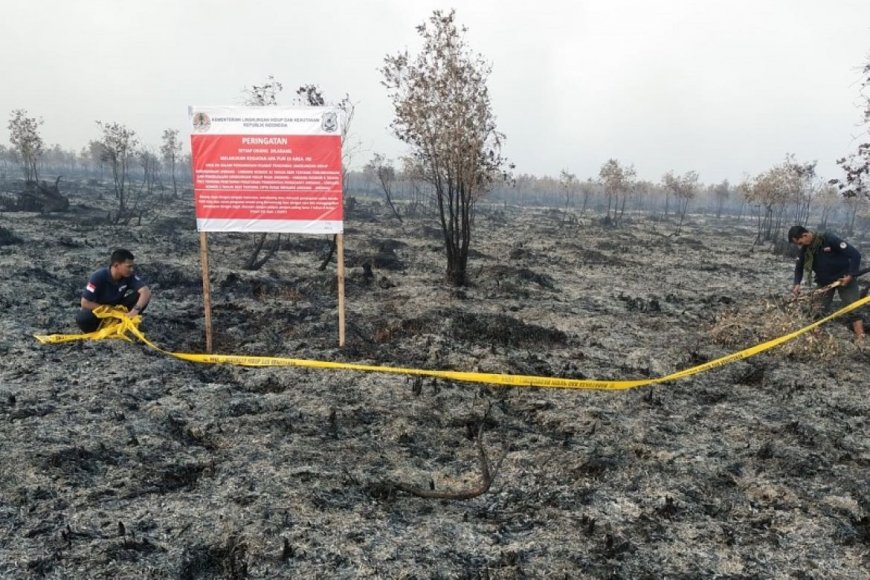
189;106;343;233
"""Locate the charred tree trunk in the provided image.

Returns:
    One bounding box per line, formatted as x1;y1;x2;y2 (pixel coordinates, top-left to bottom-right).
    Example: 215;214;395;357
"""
318;235;338;271
244;233;282;270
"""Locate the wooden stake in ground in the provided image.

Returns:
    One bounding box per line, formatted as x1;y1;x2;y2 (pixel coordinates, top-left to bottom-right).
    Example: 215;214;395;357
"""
337;233;346;347
199;231;213;353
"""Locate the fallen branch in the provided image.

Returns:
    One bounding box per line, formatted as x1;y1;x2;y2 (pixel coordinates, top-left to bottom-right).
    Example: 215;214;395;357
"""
381;408;506;500
789;266;870;305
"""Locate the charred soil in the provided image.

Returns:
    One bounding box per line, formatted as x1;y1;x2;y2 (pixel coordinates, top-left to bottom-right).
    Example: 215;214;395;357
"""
1;186;869;578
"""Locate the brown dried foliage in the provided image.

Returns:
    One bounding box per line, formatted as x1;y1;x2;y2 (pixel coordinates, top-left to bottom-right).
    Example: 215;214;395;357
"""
709;293;846;361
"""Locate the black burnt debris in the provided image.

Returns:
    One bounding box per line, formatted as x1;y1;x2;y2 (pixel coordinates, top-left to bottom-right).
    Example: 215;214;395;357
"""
0;184;869;577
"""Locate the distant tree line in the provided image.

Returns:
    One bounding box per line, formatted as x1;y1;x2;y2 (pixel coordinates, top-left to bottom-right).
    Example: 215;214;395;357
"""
3;114;191;191
355;152;869;240
6;104;869;247
3;110;190;224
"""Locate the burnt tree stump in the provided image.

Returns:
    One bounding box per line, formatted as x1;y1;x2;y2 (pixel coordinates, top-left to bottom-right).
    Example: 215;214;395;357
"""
18;177;69;212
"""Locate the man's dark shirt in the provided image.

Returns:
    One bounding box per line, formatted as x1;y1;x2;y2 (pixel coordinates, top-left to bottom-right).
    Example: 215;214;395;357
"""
82;267;145;305
793;233;861;286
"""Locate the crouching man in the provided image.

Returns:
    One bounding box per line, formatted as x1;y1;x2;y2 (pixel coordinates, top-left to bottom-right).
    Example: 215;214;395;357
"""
77;249;151;332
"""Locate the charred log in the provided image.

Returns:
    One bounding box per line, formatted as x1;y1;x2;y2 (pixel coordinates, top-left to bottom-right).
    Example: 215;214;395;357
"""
17;177;69;212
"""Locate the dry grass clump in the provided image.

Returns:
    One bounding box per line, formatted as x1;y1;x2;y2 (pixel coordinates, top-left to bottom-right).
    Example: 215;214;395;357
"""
709;293;846;360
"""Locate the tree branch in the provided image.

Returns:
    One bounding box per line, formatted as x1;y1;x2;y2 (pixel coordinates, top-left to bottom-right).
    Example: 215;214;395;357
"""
381;407;505;500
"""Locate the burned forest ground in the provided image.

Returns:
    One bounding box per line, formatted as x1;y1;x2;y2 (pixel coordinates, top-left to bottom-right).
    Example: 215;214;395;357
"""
1;182;869;578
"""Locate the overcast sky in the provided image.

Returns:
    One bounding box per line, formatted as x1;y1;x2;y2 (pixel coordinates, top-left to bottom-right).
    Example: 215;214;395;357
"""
2;0;868;184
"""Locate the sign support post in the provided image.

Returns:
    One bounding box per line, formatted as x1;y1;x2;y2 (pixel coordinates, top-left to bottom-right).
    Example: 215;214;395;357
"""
337;233;345;347
199;232;213;353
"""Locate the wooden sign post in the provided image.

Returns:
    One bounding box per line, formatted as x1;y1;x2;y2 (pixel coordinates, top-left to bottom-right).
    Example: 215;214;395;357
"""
199;231;213;353
337;233;345;347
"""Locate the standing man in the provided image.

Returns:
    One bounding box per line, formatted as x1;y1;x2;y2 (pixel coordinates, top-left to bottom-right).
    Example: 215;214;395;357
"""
77;249;151;332
788;225;865;342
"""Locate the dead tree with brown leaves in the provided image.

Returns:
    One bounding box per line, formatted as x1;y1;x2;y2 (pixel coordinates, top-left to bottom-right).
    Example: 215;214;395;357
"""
381;9;511;286
365;153;403;222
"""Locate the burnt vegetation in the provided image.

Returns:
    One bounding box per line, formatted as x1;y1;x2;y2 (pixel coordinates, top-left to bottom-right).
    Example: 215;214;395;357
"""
2;174;869;577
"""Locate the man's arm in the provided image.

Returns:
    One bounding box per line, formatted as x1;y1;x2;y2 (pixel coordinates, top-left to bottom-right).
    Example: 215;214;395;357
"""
81;297;100;310
128;286;151;314
829;234;861;282
81;272;101;309
843;241;861;277
792;249;806;294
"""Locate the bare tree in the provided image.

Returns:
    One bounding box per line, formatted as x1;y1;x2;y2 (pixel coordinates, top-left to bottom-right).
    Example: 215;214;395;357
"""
294;84;324;107
815;183;840;229
746;169;783;243
8;109;44;183
832;54;870;200
292;84;358;271
617;166;638;223
834;151;869;200
295;84;357;183
95;121;139;223
735;175;752;222
559;169;577;221
241;76;285;270
43;144;75;174
0;144;10;178
745;155;815;244
160;128;181;198
712;179;730;218
744;160;803;244
673;171;698;233
86;140;107;181
239;78;357;271
243;75;283;106
381;9;511;286
295;84;357;177
662;173;680;226
783;154;816;227
843;194;868;236
135;147;160;222
364;153;402;222
579;178;596;216
400;155;429;214
599;159;633;225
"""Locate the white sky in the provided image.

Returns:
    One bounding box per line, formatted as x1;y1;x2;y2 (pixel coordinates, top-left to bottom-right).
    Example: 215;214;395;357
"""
1;0;869;184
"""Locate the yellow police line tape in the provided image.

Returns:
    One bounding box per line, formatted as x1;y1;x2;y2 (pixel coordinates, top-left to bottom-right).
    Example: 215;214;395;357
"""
34;296;869;390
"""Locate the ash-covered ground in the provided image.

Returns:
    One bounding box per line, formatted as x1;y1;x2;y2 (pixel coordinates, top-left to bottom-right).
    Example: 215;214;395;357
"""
1;185;869;578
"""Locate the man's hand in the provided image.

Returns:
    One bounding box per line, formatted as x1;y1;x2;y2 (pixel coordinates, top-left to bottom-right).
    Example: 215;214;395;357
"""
839;274;854;286
792;284;802;296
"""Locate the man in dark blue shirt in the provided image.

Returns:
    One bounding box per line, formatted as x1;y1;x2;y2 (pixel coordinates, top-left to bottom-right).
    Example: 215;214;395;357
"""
788;225;864;342
76;249;152;332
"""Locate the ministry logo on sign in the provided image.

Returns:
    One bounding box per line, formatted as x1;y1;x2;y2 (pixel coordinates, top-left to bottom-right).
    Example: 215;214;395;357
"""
192;112;211;132
321;112;338;133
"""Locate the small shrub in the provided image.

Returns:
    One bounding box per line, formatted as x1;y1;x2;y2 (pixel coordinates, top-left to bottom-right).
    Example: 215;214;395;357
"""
0;226;23;246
